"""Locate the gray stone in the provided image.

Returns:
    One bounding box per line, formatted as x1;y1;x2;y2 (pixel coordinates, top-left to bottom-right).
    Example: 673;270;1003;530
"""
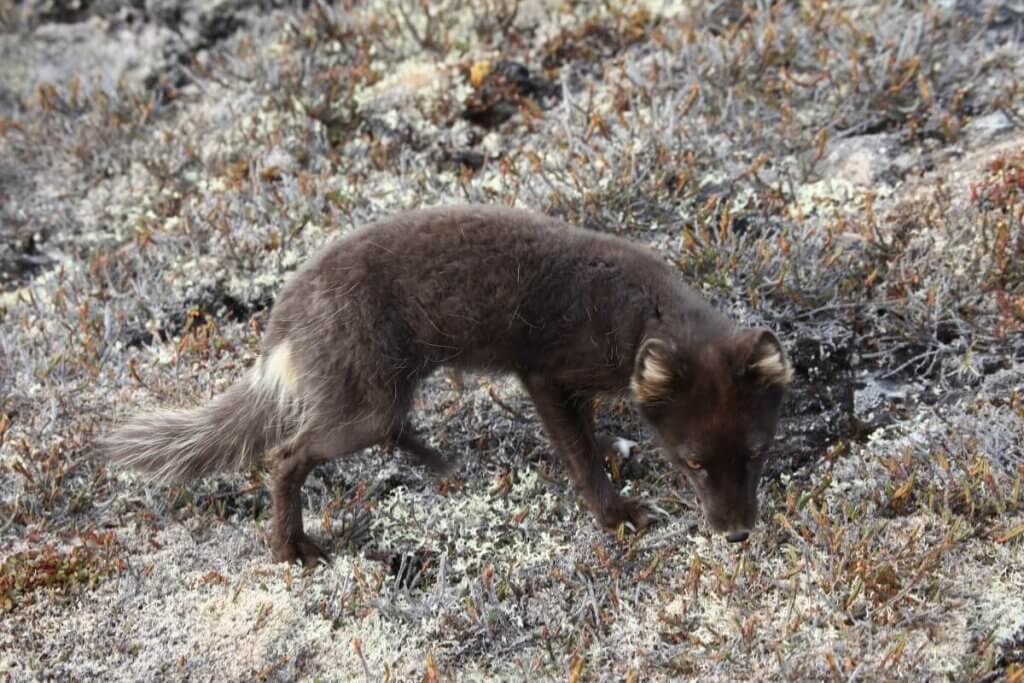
964;110;1016;145
820;133;898;186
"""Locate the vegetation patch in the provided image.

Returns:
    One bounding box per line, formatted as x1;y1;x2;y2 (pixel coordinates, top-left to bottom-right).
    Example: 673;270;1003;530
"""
1;0;1023;679
1;529;123;612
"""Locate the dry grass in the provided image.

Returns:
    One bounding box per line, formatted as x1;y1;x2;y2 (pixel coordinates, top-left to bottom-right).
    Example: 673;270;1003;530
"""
1;0;1023;680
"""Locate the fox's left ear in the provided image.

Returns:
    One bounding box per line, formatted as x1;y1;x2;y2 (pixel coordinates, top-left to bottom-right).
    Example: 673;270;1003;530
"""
737;328;793;387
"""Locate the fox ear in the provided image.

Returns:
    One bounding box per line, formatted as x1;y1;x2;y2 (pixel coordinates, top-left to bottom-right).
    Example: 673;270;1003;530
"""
631;338;680;403
739;328;793;387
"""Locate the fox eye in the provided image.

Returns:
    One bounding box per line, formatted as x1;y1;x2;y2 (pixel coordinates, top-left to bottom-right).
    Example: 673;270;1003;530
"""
685;459;703;470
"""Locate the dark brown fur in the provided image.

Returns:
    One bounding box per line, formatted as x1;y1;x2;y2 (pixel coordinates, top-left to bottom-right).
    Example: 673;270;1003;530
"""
102;205;792;564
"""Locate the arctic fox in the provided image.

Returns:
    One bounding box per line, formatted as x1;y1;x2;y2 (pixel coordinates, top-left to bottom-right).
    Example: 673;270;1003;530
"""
102;205;792;564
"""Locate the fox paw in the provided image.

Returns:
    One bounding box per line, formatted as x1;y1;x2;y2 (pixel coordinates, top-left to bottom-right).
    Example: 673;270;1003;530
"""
272;534;329;567
599;497;664;532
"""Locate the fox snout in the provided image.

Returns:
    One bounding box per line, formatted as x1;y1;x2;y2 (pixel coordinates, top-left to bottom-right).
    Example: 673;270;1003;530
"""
703;495;758;543
685;463;761;544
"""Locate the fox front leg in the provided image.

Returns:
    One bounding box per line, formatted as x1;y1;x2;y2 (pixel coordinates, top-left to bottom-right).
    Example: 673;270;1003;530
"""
521;374;652;531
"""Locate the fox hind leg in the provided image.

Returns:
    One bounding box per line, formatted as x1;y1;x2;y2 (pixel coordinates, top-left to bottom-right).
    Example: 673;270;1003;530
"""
269;369;422;565
270;423;386;565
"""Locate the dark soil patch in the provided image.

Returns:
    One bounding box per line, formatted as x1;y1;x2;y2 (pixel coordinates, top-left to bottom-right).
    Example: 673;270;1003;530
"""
0;232;54;291
768;335;855;478
540;10;652;72
122;284;272;348
462;60;559;129
184;480;270;522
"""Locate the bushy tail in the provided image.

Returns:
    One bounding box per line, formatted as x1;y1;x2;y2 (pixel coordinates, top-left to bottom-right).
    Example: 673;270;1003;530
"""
100;342;306;483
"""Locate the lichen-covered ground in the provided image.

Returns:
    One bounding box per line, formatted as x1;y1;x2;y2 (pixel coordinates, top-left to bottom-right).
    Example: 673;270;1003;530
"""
2;0;1023;680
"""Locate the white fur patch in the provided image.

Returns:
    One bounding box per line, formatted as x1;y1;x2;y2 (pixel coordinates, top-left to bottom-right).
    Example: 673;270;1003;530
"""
612;437;638;458
257;340;300;402
752;351;793;385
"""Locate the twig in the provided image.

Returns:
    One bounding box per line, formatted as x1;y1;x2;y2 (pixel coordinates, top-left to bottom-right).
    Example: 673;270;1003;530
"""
486;385;530;423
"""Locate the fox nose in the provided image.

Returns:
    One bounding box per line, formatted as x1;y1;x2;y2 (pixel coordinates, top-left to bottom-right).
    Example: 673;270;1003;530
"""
726;530;749;543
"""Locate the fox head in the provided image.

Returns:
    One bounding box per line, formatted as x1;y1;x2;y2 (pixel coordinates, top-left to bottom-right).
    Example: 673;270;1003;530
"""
631;328;792;542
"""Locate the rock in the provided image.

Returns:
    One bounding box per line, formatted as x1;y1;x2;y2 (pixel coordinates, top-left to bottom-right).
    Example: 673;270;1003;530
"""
963;110;1016;145
820;133;899;186
355;61;451;112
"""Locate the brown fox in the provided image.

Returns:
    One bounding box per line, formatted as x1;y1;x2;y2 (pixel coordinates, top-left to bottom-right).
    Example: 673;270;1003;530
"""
102;205;792;565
